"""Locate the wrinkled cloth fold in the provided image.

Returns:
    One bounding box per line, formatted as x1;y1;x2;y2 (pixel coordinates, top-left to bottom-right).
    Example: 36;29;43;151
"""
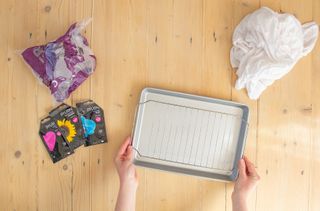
230;7;318;99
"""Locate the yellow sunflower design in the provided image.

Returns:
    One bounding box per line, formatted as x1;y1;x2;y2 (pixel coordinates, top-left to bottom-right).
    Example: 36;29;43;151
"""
57;119;76;142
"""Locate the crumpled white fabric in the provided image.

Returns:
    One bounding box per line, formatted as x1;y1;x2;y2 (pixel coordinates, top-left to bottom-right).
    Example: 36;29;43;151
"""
230;7;319;100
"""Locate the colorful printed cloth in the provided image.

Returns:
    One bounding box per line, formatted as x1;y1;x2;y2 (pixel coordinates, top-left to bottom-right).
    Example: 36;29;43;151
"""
22;19;96;102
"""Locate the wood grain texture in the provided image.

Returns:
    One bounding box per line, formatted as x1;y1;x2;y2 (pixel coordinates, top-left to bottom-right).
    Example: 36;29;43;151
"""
3;1;39;210
257;1;314;211
0;0;13;209
0;0;319;211
310;0;320;210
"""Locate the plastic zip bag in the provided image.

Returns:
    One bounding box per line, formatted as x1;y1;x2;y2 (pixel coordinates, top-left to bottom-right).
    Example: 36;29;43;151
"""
21;19;96;102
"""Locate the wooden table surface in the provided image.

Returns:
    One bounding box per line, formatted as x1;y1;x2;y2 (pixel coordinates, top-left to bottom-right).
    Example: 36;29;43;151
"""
0;0;319;211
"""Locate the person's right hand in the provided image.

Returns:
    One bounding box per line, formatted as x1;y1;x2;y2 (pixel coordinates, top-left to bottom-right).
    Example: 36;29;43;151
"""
114;136;138;189
232;156;260;202
115;136;138;211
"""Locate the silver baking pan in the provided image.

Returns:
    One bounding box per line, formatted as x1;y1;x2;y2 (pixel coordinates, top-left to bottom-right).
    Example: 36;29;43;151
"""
131;88;249;181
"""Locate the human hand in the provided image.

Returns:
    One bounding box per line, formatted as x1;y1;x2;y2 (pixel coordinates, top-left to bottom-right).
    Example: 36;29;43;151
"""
115;136;138;211
114;136;138;189
232;156;260;203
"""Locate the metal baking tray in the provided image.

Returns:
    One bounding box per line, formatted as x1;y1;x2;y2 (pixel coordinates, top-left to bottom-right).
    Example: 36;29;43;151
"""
131;88;249;181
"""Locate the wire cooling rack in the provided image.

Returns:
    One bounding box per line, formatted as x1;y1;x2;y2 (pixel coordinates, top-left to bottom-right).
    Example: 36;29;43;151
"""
132;94;248;177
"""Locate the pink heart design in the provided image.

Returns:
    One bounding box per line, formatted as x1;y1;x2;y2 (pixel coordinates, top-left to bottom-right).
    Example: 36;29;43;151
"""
95;117;101;122
43;131;56;152
72;117;78;123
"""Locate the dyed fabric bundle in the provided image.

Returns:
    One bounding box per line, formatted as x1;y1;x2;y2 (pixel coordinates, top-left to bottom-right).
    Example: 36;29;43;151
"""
22;19;96;102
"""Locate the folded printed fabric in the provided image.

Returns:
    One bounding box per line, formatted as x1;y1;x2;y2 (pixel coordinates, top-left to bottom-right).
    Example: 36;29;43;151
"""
22;19;96;102
230;7;319;100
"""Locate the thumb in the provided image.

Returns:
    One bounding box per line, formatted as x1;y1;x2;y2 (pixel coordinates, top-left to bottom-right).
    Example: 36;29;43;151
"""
238;158;247;179
126;145;134;161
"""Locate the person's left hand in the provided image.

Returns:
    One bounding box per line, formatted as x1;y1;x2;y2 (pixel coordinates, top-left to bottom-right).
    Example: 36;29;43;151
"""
114;136;138;189
232;156;260;202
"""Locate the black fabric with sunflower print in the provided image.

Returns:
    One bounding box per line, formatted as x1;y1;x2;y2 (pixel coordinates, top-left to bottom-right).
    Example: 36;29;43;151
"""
49;103;86;150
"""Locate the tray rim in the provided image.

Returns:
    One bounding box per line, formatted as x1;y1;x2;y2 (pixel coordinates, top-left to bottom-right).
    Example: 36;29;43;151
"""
132;87;249;182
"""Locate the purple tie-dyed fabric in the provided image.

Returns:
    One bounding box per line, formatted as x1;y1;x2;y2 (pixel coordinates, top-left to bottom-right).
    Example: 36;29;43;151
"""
22;20;96;102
